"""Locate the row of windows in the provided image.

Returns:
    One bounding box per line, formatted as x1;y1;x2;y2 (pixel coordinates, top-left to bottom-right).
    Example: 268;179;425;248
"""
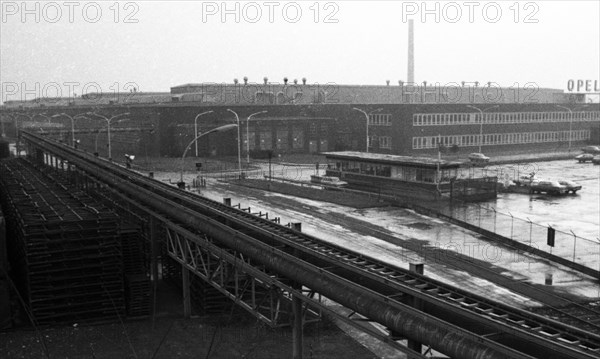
369;114;392;126
368;135;392;149
413;111;600;126
412;130;591;149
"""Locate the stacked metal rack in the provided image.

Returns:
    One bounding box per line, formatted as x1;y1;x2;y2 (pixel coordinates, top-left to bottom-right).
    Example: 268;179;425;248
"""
32;162;152;318
0;159;125;325
121;227;150;317
0;205;11;329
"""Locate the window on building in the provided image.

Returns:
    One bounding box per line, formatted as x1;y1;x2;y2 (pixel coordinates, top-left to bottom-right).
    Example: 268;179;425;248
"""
379;136;392;149
369;114;392;126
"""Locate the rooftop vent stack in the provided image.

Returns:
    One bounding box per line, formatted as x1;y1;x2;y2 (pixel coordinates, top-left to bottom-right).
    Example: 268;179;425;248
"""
407;19;414;84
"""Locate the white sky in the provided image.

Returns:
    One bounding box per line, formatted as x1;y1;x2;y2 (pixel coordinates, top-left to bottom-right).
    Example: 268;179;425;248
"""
1;0;599;102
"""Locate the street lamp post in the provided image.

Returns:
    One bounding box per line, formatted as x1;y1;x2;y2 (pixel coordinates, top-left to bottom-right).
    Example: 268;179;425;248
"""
555;105;589;151
227;109;242;174
94;118;131;157
555;105;574;151
353;107;382;152
179;124;238;186
193;111;214;157
246;111;267;164
52;112;88;147
466;105;499;153
88;112;130;160
94;128;104;155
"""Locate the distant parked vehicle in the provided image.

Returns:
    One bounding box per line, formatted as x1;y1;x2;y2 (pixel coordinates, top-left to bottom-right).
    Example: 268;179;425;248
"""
468;153;490;165
530;180;568;195
310;175;348;187
513;174;540;187
593;156;600;165
575;153;595;163
581;146;600;154
558;180;582;194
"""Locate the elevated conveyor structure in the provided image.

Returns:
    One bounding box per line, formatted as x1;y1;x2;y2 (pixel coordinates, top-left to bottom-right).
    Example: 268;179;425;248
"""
17;130;600;359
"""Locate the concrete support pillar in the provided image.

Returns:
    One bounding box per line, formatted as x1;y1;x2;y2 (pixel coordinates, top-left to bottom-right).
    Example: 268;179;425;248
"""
292;295;303;359
182;266;191;317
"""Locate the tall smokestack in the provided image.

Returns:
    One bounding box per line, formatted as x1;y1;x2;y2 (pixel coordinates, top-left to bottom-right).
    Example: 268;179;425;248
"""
407;19;414;84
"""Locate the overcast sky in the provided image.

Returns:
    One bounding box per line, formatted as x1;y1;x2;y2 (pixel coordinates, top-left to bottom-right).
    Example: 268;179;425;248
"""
1;0;599;103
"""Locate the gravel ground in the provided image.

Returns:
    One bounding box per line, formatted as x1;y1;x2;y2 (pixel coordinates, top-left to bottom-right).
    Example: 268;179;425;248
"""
0;305;378;359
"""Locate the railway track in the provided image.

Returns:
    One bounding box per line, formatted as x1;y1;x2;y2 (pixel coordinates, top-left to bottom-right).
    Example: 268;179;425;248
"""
21;131;600;358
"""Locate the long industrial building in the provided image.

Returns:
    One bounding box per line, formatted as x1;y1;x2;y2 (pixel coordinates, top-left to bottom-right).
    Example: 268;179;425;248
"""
1;83;598;161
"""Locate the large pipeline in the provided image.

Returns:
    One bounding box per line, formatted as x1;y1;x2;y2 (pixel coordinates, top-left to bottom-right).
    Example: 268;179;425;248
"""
22;132;535;359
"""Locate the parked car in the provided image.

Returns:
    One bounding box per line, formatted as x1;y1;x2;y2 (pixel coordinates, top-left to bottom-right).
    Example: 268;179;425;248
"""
513;174;540;187
575;153;595;163
530;180;568;195
593;156;600;165
310;175;348;188
468;153;490;165
581;145;600;154
558;180;582;194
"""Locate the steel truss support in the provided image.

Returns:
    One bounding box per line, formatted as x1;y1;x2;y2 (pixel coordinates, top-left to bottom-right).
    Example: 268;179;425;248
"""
165;224;321;327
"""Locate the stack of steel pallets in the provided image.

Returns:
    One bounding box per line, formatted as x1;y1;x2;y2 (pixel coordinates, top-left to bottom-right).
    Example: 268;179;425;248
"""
0;159;125;325
121;226;151;317
0;205;11;329
37;164;152;318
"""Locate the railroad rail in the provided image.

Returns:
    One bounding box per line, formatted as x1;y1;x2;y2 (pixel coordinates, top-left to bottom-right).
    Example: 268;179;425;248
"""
18;130;600;359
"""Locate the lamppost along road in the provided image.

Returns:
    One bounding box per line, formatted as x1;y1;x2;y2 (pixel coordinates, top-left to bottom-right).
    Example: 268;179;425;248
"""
353;107;382;152
52;113;89;147
226;109;242;174
194;111;214;157
87;112;130;160
94;118;131;156
555;104;589;151
466;104;499;153
246;111;267;164
179;123;238;185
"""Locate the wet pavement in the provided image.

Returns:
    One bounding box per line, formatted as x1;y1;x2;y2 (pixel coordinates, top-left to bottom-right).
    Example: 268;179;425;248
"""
150;155;600;303
458;159;600;273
